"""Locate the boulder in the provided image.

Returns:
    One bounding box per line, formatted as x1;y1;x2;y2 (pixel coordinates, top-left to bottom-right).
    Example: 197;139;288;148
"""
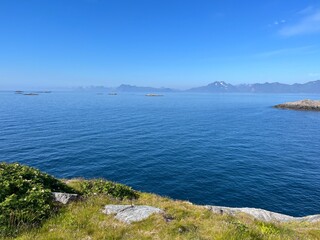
52;192;79;204
102;205;163;223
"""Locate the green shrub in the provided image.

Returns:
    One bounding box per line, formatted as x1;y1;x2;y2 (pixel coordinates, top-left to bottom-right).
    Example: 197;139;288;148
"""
0;162;76;237
78;179;138;200
257;221;280;235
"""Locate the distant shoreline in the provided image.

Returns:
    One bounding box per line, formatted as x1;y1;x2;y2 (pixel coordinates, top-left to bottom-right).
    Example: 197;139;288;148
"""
3;79;320;93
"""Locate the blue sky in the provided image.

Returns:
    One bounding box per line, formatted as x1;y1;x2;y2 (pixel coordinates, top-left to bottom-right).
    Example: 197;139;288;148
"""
1;0;320;89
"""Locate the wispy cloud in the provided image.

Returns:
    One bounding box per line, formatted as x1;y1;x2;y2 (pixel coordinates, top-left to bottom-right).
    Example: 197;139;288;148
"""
255;45;316;58
308;72;320;77
272;19;286;26
298;6;315;15
279;8;320;36
268;19;286;28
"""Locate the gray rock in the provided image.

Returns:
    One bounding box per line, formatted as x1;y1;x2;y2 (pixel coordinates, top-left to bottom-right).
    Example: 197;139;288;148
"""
102;205;163;223
206;206;320;222
274;99;320;111
298;214;320;223
52;192;79;204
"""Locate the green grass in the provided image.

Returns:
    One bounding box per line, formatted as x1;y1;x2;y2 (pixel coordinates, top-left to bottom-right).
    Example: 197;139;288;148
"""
1;163;320;239
0;163;137;238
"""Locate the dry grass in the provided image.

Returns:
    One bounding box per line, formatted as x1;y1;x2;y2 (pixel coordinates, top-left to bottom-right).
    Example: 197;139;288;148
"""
4;179;320;240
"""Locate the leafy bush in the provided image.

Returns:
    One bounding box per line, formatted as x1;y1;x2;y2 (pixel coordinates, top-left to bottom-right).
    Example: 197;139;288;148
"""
78;179;138;200
0;162;76;237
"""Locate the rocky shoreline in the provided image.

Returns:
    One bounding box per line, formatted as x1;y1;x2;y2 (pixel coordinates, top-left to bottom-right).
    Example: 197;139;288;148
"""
274;99;320;111
3;163;320;239
206;205;320;223
51;191;320;224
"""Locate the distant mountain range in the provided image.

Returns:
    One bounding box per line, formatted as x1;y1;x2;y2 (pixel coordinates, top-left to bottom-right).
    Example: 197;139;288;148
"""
116;84;175;93
78;80;320;93
76;84;174;93
188;80;320;93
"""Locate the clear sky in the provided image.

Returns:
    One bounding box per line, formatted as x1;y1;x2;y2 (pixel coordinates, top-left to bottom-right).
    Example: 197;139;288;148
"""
1;0;320;89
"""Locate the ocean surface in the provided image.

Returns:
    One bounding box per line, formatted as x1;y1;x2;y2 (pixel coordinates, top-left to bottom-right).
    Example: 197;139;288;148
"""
1;91;320;217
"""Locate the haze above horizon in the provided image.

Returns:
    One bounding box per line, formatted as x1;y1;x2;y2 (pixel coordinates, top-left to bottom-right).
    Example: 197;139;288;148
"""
1;0;320;90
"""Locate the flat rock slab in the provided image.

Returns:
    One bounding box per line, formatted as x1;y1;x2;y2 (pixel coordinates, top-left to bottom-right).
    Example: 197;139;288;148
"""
102;205;163;223
206;206;320;223
52;192;79;204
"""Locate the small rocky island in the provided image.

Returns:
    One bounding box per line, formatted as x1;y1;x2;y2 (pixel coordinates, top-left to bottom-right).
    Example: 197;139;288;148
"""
145;93;163;97
274;99;320;111
23;93;39;96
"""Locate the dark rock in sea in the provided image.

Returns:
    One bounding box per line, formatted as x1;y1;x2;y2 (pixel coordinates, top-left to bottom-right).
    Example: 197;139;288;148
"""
274;99;320;111
36;91;51;93
145;93;163;97
23;93;39;96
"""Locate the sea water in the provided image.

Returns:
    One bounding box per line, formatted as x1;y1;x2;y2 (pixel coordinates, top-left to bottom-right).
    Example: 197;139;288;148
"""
1;91;319;216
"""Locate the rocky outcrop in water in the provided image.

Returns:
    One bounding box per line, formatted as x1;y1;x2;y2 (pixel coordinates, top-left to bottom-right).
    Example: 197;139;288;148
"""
145;93;163;97
206;206;320;222
102;205;163;223
274;99;320;111
23;93;39;96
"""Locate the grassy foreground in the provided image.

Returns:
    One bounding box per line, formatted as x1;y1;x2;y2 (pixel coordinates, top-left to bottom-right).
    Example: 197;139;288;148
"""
1;164;320;240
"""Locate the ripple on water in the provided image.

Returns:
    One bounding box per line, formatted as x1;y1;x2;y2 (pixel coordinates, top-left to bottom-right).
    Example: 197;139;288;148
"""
0;92;320;216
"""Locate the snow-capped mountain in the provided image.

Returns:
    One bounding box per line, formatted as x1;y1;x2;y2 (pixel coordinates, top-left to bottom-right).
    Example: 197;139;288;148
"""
187;80;320;93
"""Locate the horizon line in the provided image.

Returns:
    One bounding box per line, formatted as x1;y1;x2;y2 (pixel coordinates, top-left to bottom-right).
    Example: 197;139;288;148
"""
1;79;320;91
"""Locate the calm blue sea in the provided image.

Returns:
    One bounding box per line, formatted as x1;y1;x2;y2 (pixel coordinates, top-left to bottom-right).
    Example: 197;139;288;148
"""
1;91;320;216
